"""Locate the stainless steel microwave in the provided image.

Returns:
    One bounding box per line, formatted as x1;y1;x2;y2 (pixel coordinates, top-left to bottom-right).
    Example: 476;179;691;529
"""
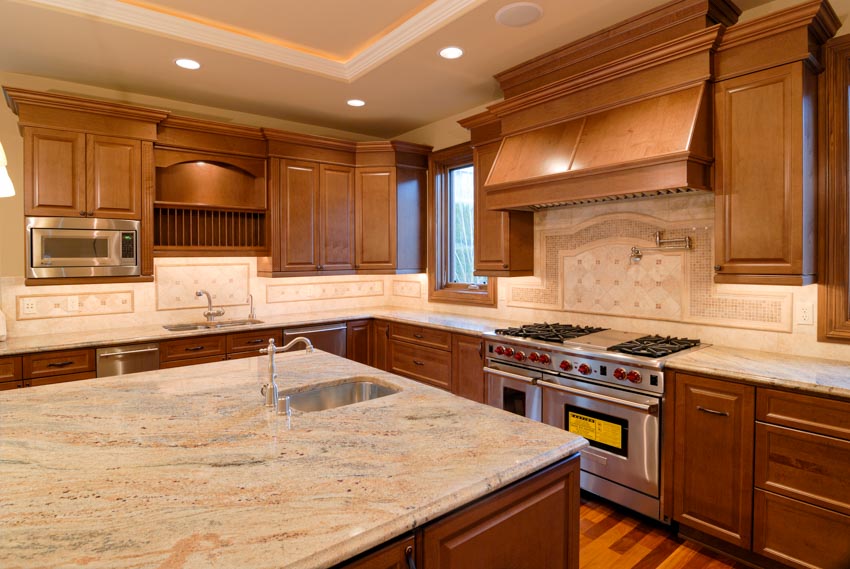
26;217;140;278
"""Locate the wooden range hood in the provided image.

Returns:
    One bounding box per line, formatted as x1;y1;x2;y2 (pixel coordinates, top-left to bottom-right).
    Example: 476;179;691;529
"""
472;11;726;211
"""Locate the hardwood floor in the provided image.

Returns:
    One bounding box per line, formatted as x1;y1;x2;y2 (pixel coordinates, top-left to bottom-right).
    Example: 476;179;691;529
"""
580;494;751;569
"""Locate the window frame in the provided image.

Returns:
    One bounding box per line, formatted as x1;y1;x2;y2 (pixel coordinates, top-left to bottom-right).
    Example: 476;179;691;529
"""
820;35;850;342
428;142;496;306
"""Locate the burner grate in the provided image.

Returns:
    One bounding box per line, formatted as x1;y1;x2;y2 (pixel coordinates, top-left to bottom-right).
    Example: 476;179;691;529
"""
494;322;607;343
608;335;700;357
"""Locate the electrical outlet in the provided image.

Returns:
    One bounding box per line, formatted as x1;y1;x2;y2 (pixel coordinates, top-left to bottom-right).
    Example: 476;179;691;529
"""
22;299;37;315
66;296;79;312
796;301;814;325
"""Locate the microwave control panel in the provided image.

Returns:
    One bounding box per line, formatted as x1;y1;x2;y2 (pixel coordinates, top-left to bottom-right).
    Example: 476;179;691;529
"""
121;232;136;260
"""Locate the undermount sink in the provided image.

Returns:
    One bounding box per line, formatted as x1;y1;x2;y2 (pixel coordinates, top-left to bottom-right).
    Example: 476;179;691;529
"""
163;319;264;331
287;379;399;413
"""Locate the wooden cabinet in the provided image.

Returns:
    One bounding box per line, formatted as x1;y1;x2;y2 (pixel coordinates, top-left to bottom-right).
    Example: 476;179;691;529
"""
227;329;282;358
472;141;533;277
672;372;754;548
337;535;414;569
372;320;391;371
714;63;817;285
355;167;397;271
21;348;96;386
159;335;227;366
0;356;23;391
752;388;850;568
390;323;451;351
24;128;142;219
451;334;484;403
422;455;580;569
320;164;355;271
389;322;453;391
346;320;371;365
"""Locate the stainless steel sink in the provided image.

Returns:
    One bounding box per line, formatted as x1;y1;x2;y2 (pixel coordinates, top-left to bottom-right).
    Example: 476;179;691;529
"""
288;379;399;413
163;319;263;331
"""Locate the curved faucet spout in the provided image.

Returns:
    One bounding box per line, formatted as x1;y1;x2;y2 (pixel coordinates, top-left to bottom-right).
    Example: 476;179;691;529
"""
195;289;225;322
258;336;313;416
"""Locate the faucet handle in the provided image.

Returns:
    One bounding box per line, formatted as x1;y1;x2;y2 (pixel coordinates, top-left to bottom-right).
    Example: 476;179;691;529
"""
259;338;277;355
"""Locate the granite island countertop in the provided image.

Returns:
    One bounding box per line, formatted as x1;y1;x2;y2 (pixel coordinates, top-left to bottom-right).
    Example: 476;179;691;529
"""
0;350;586;569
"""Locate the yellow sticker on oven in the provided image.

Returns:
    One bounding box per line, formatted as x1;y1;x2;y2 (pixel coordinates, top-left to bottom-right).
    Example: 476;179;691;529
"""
568;412;622;449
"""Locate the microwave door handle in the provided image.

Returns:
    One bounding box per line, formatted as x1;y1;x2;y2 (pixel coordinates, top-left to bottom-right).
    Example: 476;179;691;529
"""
483;366;537;385
538;379;658;413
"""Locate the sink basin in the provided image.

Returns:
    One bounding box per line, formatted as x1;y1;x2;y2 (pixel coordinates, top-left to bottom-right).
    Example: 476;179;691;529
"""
287;379;399;413
163;319;263;331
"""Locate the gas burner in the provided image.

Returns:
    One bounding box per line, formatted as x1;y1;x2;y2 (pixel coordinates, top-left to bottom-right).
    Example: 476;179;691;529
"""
608;335;700;357
494;323;608;343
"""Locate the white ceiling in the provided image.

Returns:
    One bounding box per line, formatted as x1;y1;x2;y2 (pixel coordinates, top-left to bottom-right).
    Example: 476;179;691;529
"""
0;0;797;138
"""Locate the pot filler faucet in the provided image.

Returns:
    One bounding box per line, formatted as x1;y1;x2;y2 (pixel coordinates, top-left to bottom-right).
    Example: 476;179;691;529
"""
195;289;225;322
259;337;314;416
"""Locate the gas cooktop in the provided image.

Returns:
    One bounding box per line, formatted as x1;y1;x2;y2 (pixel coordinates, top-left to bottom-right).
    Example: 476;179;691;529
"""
494;323;608;343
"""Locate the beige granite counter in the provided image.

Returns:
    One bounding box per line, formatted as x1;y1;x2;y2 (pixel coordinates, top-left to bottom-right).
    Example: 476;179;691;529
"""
0;350;585;569
666;345;850;400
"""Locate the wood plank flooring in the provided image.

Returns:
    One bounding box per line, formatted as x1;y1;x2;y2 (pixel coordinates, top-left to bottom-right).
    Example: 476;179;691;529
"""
580;494;751;569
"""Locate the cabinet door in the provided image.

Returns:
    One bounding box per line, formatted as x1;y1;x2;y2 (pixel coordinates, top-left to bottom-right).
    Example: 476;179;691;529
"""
346;320;372;365
280;160;320;271
673;373;755;548
452;334;484;403
24;127;86;216
714;62;815;284
473;141;533;276
87;135;142;219
320;164;355;271
355;167;396;270
371;320;390;371
338;535;415;569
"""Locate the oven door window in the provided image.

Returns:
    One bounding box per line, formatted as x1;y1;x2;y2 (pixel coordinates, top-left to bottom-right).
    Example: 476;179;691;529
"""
43;237;110;260
502;386;527;417
565;405;628;457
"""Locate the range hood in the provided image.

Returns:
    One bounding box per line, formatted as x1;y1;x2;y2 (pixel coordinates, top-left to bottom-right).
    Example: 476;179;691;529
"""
483;83;712;210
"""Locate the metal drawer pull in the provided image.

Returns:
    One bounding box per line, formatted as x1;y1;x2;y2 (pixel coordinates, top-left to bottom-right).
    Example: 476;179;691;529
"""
405;545;417;569
483;366;536;384
413;333;424;339
697;406;729;417
184;346;206;352
539;380;657;413
98;347;159;358
46;361;74;367
413;360;425;366
246;339;265;345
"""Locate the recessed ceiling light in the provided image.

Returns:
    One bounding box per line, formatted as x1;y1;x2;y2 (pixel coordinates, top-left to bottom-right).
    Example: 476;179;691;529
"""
495;2;543;27
347;99;366;107
439;46;464;60
175;58;201;70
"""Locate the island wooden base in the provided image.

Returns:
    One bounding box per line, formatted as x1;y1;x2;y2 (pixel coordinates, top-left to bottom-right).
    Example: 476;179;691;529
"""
338;454;581;569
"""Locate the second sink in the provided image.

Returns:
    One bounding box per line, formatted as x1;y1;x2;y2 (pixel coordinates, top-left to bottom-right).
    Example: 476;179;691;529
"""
163;319;263;331
288;379;398;413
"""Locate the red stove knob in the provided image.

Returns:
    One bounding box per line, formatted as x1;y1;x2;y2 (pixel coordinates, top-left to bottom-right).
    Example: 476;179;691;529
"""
578;363;592;376
626;370;642;383
495;345;505;355
539;354;551;365
613;368;627;381
514;351;526;362
559;360;572;371
529;352;540;362
503;347;515;357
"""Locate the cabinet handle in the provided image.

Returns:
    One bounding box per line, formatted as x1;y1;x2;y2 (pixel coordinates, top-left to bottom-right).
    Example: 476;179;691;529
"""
79;210;87;217
502;263;509;269
714;265;722;272
697;405;729;417
317;265;323;270
413;360;425;366
404;545;416;569
184;346;205;352
47;361;74;368
246;339;265;345
413;333;424;339
87;211;94;217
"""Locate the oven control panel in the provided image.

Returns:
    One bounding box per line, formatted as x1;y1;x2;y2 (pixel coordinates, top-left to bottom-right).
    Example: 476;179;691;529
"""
486;339;664;395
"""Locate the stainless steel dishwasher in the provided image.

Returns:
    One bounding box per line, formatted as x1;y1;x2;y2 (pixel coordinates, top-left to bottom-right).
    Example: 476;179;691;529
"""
96;343;160;377
283;323;347;357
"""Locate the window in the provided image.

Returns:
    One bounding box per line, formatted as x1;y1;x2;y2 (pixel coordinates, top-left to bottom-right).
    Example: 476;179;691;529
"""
428;143;496;306
820;36;850;342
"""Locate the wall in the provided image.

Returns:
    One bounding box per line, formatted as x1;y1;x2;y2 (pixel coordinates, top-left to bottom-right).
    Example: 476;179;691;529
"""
394;100;497;151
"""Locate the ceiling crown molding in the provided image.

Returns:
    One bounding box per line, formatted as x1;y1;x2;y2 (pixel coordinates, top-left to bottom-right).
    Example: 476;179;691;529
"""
18;0;485;82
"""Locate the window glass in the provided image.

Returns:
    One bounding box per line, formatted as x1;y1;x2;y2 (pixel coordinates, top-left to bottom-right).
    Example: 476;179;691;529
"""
448;165;487;286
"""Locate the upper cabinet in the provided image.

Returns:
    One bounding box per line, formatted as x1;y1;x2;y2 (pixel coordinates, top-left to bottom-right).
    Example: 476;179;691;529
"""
712;2;839;285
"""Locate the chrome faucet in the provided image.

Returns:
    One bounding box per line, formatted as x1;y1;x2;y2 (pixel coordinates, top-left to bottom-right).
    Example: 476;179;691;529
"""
247;293;256;320
259;337;314;415
195;289;225;322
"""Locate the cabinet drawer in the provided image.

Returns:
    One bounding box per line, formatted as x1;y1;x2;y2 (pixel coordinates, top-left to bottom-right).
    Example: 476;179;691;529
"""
755;423;850;516
0;380;25;391
0;356;22;381
227;329;282;354
23;349;95;379
30;371;96;387
159;335;226;363
390;340;452;391
160;355;227;369
390;322;451;350
757;388;850;441
754;490;850;569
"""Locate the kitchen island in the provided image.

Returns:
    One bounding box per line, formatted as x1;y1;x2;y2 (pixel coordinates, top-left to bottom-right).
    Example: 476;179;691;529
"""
0;349;586;568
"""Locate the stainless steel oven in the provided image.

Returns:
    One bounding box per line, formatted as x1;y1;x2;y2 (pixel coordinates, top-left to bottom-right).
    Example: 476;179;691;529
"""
484;360;542;421
540;374;661;520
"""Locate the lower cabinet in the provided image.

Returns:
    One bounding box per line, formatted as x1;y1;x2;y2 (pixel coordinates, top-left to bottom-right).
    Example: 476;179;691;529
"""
347;320;371;365
451;334;483;403
372;320;391;371
22;348;96;386
159;335;227;368
389;339;452;391
337;455;580;569
227;329;282;359
0;356;23;390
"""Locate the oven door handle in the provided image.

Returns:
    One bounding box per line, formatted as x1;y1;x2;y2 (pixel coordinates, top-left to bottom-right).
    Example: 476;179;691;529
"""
539;380;658;413
483;366;537;385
